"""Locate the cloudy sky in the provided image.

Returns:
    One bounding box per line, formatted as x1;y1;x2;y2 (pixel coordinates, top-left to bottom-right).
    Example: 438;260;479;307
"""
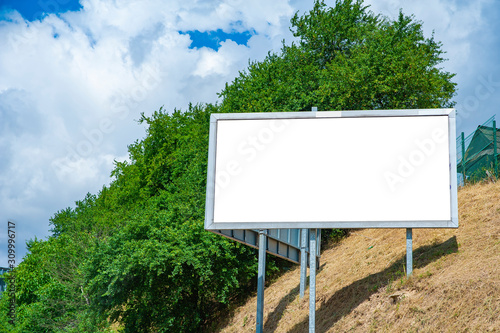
1;0;499;267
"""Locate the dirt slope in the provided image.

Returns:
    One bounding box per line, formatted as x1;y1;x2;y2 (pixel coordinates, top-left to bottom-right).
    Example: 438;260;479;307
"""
216;181;500;332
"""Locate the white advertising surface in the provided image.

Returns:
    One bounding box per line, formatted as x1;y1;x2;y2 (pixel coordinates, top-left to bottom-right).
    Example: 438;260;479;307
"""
205;109;458;230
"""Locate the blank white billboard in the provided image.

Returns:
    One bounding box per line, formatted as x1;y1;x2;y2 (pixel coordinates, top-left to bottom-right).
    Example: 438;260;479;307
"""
205;109;458;230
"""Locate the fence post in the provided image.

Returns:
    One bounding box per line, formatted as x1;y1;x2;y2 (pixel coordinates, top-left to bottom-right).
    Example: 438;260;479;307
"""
493;120;498;178
461;132;466;183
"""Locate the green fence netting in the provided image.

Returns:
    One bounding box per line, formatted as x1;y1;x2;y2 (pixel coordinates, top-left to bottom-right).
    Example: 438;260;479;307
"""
457;115;499;184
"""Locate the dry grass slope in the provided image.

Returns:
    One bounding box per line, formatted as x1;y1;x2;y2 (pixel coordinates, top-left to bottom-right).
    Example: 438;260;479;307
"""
216;181;500;332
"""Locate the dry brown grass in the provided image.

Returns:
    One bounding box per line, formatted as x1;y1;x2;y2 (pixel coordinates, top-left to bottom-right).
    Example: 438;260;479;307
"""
216;181;500;332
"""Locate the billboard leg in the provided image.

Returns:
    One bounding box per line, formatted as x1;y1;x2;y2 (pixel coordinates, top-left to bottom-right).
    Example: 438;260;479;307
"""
406;228;413;277
256;230;267;333
300;228;307;299
309;229;317;333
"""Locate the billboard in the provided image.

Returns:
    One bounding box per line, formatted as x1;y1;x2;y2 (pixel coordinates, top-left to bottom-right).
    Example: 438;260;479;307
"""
205;109;458;230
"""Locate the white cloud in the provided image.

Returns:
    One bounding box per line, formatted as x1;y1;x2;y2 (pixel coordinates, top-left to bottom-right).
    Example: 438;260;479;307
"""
193;40;250;78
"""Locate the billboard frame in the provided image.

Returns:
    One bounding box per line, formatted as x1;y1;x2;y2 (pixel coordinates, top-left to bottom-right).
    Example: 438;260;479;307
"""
205;109;458;230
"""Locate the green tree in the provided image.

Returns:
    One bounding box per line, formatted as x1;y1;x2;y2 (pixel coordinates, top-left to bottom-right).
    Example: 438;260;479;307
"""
0;192;124;332
0;235;102;333
84;105;259;332
220;0;456;113
0;104;261;333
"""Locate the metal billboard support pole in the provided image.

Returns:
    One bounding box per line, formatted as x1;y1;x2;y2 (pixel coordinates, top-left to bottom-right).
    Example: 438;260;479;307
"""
406;228;413;277
256;230;267;333
309;229;317;333
300;228;307;299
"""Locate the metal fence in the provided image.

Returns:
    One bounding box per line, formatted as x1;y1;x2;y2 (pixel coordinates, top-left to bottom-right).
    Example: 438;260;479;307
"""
457;115;499;185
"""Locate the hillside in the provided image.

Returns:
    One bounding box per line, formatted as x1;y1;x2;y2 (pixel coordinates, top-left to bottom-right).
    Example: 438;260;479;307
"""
216;181;500;332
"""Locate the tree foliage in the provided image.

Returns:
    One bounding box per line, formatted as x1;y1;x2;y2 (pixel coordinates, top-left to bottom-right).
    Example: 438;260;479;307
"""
0;234;100;333
0;1;457;332
84;105;259;332
220;0;456;113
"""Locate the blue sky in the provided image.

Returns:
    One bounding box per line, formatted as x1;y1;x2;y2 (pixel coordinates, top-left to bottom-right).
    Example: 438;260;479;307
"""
0;0;83;20
0;0;500;267
181;29;253;50
0;0;253;51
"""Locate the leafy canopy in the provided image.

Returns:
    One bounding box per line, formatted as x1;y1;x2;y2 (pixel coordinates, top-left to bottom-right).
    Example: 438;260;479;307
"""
220;0;456;113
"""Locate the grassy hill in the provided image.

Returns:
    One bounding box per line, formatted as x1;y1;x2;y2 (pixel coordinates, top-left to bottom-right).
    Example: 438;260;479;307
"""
216;181;500;332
